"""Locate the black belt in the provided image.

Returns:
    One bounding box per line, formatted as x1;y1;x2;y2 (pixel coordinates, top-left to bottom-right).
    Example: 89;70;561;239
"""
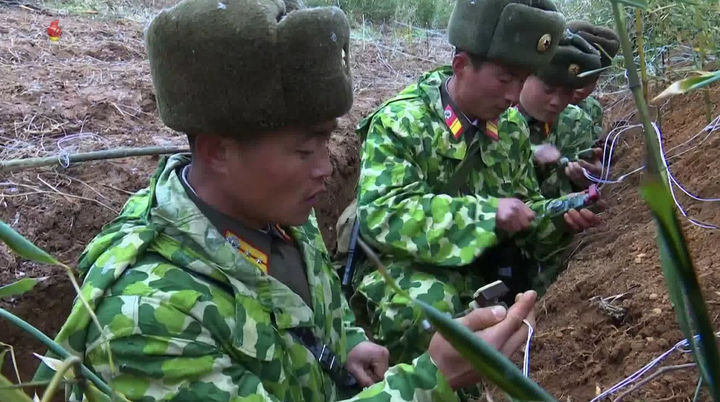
288;327;359;390
479;245;542;305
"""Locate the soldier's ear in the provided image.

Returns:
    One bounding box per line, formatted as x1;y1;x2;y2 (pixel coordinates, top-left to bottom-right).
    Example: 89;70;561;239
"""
194;134;231;176
451;52;472;79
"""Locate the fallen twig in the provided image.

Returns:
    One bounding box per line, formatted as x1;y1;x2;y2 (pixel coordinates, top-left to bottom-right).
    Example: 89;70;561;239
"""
0;145;187;172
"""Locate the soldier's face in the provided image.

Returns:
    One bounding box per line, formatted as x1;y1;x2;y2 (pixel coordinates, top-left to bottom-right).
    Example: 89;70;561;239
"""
453;56;529;121
209;120;335;228
519;76;574;122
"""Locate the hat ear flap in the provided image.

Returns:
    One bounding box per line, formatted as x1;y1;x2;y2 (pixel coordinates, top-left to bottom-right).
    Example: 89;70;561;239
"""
278;7;353;124
486;2;565;69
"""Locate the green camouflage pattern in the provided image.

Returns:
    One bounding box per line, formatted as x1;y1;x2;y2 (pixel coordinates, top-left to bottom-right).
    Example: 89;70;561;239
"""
528;104;595;198
577;96;603;141
352;67;572;364
42;154;456;401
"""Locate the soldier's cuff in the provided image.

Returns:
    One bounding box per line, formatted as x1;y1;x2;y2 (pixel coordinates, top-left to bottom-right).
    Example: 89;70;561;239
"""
477;195;500;232
346;327;370;352
415;352;456;399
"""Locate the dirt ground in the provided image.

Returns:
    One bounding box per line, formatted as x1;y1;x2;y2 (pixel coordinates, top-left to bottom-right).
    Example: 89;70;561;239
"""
2;4;720;401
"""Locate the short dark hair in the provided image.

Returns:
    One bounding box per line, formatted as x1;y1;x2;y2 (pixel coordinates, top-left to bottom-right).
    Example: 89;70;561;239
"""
455;48;484;69
186;133;196;153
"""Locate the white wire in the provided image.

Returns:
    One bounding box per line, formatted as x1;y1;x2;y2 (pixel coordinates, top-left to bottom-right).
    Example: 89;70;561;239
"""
522;319;534;378
652;122;719;230
579;114;720;229
591;332;720;401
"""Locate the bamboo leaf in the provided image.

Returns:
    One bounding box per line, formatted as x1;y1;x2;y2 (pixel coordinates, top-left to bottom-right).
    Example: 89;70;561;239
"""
641;180;720;399
33;354;74;380
611;0;648;10
0;278;46;299
0;221;58;265
577;65;612;78
652;71;720;102
416;299;555;401
0;374;33;402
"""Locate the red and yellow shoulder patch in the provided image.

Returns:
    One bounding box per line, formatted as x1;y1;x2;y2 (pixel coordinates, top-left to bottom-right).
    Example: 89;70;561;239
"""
485;120;499;141
225;230;269;273
444;104;464;140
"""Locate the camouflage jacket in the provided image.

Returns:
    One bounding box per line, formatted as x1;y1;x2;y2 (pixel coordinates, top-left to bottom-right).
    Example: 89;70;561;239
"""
46;155;456;401
577;96;603;141
356;66;569;268
527;105;595;197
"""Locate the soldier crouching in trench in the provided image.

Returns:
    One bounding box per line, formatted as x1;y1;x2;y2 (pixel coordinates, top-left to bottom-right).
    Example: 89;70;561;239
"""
35;0;536;400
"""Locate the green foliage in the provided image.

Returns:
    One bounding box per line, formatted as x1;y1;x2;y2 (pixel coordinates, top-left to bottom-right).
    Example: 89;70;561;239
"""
653;70;720;100
557;0;720;89
0;221;58;265
0;278;45;299
0;374;33;402
305;0;454;28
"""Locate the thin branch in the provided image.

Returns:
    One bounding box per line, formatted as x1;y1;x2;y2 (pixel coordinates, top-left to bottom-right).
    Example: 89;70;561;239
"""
35;176;118;213
0;145;188;173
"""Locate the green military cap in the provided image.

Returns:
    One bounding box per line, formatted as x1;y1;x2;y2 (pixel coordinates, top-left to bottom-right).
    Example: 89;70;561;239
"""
146;0;352;135
535;31;601;88
447;0;566;72
567;20;620;67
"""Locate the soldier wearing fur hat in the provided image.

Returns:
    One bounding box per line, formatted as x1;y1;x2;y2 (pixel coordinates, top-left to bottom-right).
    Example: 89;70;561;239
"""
568;20;621;140
506;32;607;298
349;0;602;366
36;0;540;400
518;31;604;198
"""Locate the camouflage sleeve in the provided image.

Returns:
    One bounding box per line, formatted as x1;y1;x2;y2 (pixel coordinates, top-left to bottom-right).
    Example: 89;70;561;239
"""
342;285;371;351
85;293;452;402
586;97;603;140
347;353;457;402
554;106;596;158
498;115;573;259
357;112;499;267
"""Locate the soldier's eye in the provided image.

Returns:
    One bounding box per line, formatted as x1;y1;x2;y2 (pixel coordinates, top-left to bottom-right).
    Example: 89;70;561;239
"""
296;150;314;159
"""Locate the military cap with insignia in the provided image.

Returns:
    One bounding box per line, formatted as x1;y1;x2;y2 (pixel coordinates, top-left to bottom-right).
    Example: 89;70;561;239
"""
567;20;620;67
146;0;351;136
535;31;602;88
447;0;566;72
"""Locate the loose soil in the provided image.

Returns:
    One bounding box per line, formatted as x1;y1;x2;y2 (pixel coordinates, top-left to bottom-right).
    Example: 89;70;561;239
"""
2;4;720;401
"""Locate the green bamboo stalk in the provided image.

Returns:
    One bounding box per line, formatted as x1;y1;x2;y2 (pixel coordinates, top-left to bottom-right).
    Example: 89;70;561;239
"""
0;308;112;396
611;1;720;398
611;2;664;179
694;9;713;124
635;8;649;102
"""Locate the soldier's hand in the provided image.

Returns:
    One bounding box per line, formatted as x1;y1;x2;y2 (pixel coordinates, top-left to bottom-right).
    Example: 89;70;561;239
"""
533;144;561;165
565;159;602;189
497;198;536;234
428;291;536;390
563;208;601;232
428;290;537;389
346;341;389;386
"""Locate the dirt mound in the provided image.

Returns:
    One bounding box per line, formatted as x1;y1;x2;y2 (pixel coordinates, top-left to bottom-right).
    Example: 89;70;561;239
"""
531;88;720;400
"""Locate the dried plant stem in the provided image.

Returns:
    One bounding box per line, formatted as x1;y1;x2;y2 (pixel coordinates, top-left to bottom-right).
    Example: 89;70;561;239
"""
0;145;187;173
